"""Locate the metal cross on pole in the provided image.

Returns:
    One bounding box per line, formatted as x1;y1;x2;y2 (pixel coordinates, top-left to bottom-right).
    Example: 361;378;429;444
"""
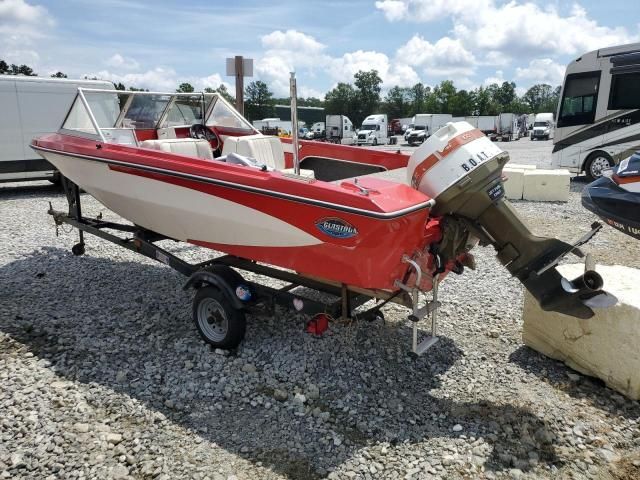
226;56;253;116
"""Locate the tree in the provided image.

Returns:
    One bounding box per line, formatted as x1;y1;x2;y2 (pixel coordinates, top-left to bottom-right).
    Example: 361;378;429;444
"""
494;81;516;110
0;60;9;74
10;64;36;76
113;82;126;91
383;86;410;119
522;84;560;113
407;83;430;116
244;80;274;121
50;71;67;78
324;82;357;121
176;82;194;93
449;89;474;116
353;70;382;125
299;97;324;107
204;84;235;104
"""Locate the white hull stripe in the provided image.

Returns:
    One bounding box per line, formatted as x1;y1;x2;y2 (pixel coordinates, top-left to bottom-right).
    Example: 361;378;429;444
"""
32;145;430;219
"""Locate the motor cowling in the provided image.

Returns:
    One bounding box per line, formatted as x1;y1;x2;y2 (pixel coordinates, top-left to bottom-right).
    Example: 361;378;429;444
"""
407;122;609;319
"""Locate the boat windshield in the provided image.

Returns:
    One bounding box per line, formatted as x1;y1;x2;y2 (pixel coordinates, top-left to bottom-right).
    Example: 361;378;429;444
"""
60;88;255;144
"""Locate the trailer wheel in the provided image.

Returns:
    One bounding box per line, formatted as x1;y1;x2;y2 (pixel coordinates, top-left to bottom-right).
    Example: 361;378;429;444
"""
372;138;378;146
193;286;246;349
71;243;85;256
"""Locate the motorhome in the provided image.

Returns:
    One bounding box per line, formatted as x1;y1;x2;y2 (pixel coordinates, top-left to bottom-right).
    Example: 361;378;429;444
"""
405;114;452;145
0;76;114;183
531;113;554;140
552;42;640;180
325;115;355;144
356;114;387;146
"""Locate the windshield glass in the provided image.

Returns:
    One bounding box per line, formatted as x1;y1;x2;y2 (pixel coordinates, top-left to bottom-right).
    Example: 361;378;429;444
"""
359;124;376;131
534;121;549;127
412;125;425;130
164;95;204;127
206;98;254;131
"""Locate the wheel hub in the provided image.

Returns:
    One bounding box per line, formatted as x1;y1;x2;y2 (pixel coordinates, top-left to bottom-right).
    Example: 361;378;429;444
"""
197;298;228;341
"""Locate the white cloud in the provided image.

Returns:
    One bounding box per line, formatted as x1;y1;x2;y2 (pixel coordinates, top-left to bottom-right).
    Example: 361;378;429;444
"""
105;54;140;70
84;68;231;93
374;0;408;21
261;29;325;54
396;35;476;76
483;70;505;86
515;58;565;86
376;0;638;58
0;0;52;26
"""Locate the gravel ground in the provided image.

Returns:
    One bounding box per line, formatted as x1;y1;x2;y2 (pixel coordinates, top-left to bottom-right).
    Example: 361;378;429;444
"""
1;141;640;480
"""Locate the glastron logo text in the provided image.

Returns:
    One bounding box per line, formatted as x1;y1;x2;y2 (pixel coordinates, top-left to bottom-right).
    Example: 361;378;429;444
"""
316;217;358;238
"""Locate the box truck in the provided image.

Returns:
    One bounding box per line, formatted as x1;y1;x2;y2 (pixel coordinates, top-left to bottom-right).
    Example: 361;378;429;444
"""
0;76;114;183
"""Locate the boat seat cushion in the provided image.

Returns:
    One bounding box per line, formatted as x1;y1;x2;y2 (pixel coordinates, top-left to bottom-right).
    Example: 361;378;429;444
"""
140;138;213;161
221;134;285;170
221;134;314;178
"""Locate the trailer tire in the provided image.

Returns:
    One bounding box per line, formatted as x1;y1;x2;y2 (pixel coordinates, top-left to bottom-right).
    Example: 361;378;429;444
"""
71;243;85;256
584;152;614;182
372;138;378;146
193;286;246;349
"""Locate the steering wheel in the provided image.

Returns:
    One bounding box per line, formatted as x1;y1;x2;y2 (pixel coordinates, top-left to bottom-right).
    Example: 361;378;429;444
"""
189;124;220;152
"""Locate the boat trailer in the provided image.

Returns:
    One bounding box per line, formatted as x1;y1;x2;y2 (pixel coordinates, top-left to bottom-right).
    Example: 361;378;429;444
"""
49;178;442;355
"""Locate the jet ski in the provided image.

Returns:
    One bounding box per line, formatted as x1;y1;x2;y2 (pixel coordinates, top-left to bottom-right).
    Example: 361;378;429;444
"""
582;152;640;240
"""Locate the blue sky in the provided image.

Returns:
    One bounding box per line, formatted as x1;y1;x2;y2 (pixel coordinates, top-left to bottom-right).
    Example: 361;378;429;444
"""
0;0;638;97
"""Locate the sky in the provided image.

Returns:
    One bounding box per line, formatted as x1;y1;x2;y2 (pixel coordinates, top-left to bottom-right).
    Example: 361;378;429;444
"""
0;0;638;98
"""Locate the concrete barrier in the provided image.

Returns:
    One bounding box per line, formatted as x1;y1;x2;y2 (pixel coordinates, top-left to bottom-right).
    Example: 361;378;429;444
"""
503;167;525;200
522;169;570;202
523;264;640;400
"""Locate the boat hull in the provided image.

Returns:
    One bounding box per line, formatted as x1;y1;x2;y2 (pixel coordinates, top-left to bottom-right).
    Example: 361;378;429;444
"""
35;141;433;290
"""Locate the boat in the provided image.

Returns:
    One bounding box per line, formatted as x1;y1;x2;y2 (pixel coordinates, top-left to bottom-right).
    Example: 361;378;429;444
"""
582;152;640;240
31;87;611;352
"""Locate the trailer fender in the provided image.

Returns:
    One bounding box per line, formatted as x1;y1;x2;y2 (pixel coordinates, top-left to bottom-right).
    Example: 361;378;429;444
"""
183;272;244;310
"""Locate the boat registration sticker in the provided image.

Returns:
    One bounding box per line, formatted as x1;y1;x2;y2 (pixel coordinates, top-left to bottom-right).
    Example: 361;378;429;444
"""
316;217;358;239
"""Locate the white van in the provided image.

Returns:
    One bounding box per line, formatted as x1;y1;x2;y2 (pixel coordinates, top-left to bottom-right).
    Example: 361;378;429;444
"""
531;112;554;140
356;114;387;146
0;76;114;183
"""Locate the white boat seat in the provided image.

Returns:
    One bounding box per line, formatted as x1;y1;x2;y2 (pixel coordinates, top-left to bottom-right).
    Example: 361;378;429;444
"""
140;138;213;161
222;134;314;179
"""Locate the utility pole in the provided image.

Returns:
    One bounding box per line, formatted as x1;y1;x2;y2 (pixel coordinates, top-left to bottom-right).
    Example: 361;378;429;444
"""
226;56;253;116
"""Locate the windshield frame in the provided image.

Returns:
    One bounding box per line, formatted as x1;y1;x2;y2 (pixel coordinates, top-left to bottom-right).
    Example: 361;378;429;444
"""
58;88;258;143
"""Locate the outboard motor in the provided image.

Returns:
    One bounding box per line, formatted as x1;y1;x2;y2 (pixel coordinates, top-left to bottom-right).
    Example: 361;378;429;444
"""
407;122;609;319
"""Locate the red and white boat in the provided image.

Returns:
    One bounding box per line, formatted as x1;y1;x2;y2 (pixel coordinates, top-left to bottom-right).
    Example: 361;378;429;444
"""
32;88;611;352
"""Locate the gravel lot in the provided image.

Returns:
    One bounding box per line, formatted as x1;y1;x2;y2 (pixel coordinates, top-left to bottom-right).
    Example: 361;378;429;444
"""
1;140;640;480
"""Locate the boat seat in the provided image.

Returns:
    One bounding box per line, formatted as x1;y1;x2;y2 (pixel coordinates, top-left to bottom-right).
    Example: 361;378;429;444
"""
222;134;314;179
140;138;213;161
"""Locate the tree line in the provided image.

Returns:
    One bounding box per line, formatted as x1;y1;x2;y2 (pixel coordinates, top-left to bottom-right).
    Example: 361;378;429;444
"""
242;70;561;126
1;59;560;126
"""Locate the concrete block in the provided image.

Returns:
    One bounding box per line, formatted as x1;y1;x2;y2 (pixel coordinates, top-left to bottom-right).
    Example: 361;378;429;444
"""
502;167;524;200
522;169;570;202
523;264;640;400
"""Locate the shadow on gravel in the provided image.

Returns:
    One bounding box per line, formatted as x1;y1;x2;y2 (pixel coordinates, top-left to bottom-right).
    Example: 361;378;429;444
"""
0;182;63;200
1;248;563;479
509;346;640;419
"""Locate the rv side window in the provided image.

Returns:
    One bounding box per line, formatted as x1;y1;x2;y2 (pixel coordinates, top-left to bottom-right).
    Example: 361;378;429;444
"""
558;71;600;128
609;72;640;109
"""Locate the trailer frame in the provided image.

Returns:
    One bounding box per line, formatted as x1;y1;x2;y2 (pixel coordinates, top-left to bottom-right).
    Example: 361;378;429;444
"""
50;177;442;354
